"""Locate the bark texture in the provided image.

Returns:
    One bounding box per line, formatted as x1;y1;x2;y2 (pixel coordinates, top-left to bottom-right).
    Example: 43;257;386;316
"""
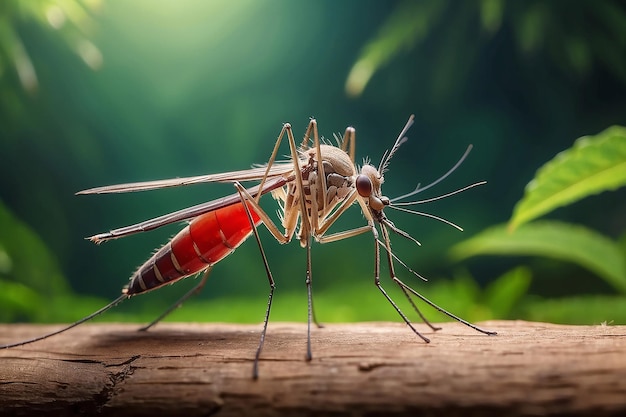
1;320;625;416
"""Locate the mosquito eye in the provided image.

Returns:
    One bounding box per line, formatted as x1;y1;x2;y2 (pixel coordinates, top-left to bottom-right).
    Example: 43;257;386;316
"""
356;175;372;197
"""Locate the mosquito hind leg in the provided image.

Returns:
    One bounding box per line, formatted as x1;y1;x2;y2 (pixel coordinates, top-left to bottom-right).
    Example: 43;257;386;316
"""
1;294;128;349
138;268;212;332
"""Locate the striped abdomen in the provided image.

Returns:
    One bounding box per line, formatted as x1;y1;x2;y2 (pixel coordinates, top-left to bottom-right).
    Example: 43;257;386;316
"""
124;201;261;295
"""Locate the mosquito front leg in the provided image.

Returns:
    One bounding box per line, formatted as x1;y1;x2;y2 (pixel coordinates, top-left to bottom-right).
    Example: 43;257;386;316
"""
397;283;441;332
378;225;496;336
313;189;360;238
313;192;379;246
393;276;497;336
378;225;441;332
313;197;373;247
314;196;441;331
372;224;431;344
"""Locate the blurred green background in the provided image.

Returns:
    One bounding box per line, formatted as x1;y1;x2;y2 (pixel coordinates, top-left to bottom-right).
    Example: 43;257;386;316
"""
1;0;625;327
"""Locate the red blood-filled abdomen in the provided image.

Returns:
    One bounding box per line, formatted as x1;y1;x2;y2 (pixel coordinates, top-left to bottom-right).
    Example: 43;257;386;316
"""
125;201;261;295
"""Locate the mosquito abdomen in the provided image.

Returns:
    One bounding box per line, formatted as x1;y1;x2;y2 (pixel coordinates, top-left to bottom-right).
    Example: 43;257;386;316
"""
125;201;261;295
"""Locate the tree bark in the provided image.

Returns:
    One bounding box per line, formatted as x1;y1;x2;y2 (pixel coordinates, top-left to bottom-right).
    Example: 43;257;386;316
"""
1;320;625;416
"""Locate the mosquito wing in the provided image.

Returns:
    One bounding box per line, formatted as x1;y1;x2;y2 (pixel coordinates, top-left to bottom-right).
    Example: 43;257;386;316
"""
77;163;295;195
89;176;288;243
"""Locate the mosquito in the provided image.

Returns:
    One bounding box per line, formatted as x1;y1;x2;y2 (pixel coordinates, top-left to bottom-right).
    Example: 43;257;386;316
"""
1;115;496;378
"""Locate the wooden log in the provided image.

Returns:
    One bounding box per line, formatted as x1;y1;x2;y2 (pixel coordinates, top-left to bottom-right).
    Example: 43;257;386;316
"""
1;320;625;416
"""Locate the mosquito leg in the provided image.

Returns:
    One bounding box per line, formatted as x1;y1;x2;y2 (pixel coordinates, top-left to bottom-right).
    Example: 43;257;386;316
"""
377;283;430;343
340;126;356;165
256;122;292;205
379;224;495;336
302;236;320;362
310;295;326;329
311;298;324;329
286;124;323;360
256;118;317;207
374;232;441;332
254;279;275;380
371;226;430;343
230;123;307;245
0;294;128;349
394;277;497;336
235;182;277;380
377;224;442;333
398;285;442;332
305;238;313;360
137;268;212;332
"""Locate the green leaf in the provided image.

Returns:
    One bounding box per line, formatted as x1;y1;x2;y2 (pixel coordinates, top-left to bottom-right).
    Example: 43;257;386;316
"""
509;125;626;230
0;278;42;322
480;0;504;33
0;200;72;322
521;295;626;325
450;221;626;293
344;0;446;97
483;266;532;318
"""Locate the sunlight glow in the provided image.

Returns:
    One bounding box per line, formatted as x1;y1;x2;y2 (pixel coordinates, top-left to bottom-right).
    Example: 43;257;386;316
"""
46;5;66;29
77;39;103;70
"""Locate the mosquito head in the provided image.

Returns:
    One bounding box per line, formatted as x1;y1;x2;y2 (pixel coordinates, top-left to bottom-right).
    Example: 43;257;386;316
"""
356;164;389;213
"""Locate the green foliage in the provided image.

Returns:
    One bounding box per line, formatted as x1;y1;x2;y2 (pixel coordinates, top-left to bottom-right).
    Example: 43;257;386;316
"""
345;0;446;97
0;278;42;322
0;0;102;93
140;268;531;325
37;266;626;326
482;266;532;319
510;126;626;230
454;125;626;293
0;200;73;321
0;200;70;294
452;124;626;322
522;296;626;325
451;221;626;293
346;1;626;97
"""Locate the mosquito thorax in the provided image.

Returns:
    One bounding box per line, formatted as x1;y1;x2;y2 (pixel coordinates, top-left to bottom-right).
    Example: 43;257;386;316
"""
305;144;355;178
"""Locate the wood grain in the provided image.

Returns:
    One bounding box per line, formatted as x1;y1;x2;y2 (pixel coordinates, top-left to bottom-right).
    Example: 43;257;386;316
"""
1;321;625;416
